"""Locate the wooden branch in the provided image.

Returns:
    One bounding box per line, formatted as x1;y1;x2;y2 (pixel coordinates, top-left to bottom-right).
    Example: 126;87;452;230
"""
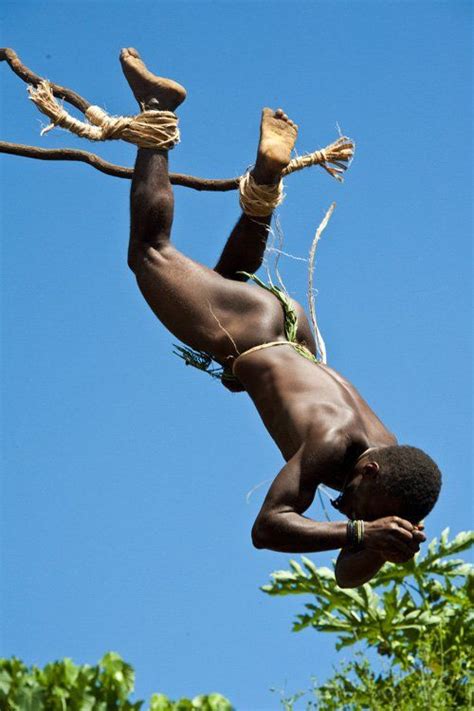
0;47;354;192
0;47;91;113
0;141;239;190
0;47;239;190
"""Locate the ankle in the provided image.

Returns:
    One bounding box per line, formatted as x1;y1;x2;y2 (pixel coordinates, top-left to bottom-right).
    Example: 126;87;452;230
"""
251;162;281;186
143;98;161;111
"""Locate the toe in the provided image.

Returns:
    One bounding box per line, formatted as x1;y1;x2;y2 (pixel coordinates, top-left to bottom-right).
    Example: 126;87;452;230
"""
127;47;141;58
275;108;284;118
120;47;141;62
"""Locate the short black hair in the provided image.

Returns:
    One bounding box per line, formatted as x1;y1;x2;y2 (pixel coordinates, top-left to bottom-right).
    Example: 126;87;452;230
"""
373;445;442;523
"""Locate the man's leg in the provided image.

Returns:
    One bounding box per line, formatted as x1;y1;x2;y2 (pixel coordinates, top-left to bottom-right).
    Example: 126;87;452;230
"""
212;200;271;391
213;213;271;280
214;110;297;280
121;49;277;362
121;49;299;362
213;109;317;362
128;148;174;265
120;47;184;264
121;49;240;358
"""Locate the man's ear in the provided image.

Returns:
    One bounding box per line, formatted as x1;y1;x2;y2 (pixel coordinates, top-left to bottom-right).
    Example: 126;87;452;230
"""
363;461;380;477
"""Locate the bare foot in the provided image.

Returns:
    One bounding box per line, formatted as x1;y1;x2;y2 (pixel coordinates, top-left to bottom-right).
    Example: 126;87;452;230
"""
120;47;186;112
252;108;298;185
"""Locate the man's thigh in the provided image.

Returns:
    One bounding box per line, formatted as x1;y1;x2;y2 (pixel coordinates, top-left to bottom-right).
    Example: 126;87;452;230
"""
133;244;286;360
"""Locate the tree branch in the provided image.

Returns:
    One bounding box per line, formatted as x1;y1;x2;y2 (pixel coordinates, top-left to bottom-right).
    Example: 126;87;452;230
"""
0;141;239;190
0;47;240;190
1;47;354;192
0;47;91;113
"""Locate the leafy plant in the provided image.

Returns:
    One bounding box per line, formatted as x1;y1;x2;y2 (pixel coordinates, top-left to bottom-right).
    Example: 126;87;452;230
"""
263;529;474;709
0;652;232;711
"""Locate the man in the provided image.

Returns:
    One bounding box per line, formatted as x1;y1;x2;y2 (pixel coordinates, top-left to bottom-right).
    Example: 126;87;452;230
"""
121;48;441;588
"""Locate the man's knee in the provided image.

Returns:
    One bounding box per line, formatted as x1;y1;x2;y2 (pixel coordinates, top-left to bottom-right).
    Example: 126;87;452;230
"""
128;242;153;272
127;241;172;273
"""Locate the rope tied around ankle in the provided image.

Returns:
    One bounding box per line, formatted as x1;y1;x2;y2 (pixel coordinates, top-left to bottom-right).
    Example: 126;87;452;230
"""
28;81;180;150
239;172;285;216
27;82;355;178
238;137;354;215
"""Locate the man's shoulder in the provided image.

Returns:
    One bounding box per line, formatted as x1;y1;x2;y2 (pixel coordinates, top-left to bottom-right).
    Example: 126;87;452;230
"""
300;426;355;474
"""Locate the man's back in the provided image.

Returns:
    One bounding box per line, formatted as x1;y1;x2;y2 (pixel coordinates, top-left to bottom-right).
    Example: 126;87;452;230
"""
234;345;397;475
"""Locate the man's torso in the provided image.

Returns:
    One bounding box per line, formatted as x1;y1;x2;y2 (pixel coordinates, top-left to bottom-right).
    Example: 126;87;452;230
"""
234;346;397;490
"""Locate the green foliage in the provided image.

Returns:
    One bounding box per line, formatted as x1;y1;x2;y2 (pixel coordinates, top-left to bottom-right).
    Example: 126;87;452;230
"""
173;344;225;381
0;652;232;711
262;529;474;709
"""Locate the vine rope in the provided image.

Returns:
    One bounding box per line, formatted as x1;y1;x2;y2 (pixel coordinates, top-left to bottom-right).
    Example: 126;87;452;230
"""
28;81;180;150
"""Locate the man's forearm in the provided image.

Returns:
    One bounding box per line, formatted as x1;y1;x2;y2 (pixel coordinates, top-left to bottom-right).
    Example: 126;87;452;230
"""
335;548;386;588
252;512;348;552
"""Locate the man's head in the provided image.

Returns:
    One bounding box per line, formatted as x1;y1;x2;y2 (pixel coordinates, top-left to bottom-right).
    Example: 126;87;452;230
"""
336;445;442;524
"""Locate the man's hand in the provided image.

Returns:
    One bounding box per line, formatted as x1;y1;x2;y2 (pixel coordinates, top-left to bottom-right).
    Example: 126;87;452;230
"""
335;519;425;587
364;516;426;563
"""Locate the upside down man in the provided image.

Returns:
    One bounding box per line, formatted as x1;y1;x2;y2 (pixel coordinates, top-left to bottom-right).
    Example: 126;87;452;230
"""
120;47;441;588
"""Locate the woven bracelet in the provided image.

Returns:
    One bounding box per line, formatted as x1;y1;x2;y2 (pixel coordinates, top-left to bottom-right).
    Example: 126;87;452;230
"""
355;519;365;546
346;520;357;547
347;520;365;548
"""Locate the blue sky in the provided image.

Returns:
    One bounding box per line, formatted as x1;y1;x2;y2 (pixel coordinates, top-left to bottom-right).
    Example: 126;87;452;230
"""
1;2;472;709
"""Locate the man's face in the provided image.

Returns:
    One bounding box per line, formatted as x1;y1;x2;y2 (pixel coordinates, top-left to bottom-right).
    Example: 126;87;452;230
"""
334;463;400;521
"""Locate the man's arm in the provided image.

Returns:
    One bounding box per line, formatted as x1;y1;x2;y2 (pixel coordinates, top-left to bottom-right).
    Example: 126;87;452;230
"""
335;548;386;588
335;522;426;588
251;447;425;572
251;447;349;553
